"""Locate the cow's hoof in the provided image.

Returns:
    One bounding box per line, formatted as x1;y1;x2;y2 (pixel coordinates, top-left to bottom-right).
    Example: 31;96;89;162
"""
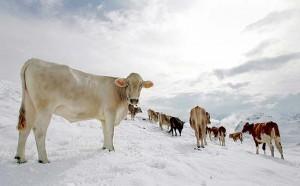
38;160;50;164
102;146;114;152
108;148;115;152
201;146;205;148
17;159;27;164
14;156;20;160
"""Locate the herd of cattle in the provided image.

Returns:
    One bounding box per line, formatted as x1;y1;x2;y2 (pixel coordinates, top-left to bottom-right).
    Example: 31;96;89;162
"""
132;106;284;159
147;107;237;148
15;59;284;164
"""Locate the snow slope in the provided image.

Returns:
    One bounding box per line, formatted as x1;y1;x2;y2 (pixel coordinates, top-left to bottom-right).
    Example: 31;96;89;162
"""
0;80;300;186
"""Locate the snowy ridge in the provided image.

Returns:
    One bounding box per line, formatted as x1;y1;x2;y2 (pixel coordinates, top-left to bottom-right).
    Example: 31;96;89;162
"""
0;80;300;186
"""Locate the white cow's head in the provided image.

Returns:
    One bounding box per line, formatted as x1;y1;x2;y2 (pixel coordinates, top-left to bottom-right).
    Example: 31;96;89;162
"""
115;73;153;105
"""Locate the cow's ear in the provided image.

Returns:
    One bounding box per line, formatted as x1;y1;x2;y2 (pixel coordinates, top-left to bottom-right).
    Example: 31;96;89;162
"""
143;81;153;88
115;78;127;87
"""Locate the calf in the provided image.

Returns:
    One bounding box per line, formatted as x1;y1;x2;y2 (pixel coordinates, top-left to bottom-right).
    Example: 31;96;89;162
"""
218;126;226;146
229;132;243;143
128;104;142;120
242;121;284;159
189;106;211;149
169;117;184;136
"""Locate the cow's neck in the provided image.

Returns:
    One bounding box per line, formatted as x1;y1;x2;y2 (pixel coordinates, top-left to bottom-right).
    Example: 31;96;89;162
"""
248;125;254;136
116;86;127;102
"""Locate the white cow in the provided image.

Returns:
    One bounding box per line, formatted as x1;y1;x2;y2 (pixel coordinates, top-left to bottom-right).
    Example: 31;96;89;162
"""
15;58;153;163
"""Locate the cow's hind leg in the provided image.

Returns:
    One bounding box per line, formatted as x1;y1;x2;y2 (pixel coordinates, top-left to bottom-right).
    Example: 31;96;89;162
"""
15;127;31;163
33;109;52;163
203;127;207;145
199;126;205;148
159;123;163;130
222;135;225;146
15;98;36;163
169;127;174;136
266;140;274;157
262;143;266;154
275;137;284;159
255;141;259;154
194;125;200;149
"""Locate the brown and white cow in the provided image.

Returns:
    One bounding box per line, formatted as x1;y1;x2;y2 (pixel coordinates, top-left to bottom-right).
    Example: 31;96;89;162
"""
159;113;171;130
242;121;284;159
218;126;226;146
128;104;142;120
15;58;153;163
209;126;219;141
189;106;211;149
229;132;243;144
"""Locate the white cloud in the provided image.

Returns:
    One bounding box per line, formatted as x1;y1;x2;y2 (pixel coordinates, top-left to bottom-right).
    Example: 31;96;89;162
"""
0;0;300;117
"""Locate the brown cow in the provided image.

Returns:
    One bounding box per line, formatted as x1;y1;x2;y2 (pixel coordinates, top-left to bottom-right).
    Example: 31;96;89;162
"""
218;126;226;146
128;104;142;120
242;121;284;159
159;113;171;130
229;132;243;144
189;106;211;149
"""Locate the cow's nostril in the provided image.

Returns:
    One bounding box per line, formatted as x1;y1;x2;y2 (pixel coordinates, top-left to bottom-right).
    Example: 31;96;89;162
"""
130;99;139;104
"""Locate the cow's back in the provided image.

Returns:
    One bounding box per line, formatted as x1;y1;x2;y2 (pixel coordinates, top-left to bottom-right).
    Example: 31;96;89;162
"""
24;59;122;122
190;106;207;128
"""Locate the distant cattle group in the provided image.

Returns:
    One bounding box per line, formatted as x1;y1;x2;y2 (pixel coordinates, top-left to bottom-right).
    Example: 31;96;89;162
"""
147;109;185;136
147;106;284;159
15;59;284;164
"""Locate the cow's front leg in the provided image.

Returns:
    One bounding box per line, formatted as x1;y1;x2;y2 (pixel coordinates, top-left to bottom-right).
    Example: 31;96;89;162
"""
103;112;116;151
255;141;259;154
100;120;109;150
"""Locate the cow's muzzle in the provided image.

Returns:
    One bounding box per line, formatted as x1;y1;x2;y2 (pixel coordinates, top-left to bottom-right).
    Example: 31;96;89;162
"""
129;98;139;105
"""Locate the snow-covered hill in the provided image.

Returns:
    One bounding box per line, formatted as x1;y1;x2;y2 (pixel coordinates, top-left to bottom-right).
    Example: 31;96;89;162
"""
0;80;300;186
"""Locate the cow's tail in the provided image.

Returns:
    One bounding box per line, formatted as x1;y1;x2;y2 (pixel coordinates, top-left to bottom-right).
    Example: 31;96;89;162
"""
255;137;263;143
17;60;32;131
272;124;284;159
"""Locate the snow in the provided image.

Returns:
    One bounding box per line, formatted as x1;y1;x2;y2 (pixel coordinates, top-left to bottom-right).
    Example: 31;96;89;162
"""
0;80;300;186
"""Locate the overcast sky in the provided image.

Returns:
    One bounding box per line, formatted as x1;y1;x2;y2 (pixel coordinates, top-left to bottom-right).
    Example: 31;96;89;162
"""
0;0;299;119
